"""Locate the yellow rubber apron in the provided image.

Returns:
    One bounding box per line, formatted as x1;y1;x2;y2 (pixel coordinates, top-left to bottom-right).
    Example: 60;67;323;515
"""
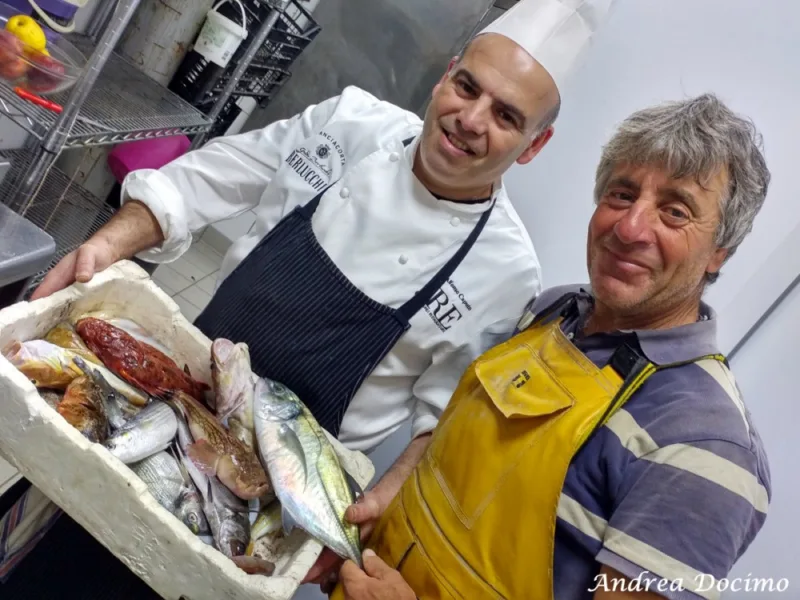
332;300;725;599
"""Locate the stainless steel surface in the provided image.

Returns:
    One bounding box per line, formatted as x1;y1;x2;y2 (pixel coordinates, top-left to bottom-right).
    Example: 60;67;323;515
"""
189;0;291;150
245;0;495;130
0;149;114;293
0;196;56;289
493;0;520;10
86;0;120;42
0;38;213;150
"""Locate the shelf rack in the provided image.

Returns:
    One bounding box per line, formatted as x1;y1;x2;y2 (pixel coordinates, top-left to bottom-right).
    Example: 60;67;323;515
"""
0;37;213;149
0;148;115;293
0;0;303;296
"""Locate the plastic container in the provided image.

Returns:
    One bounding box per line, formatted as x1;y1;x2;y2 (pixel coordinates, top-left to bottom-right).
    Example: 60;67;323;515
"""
193;0;247;68
0;261;376;600
0;1;85;95
107;136;192;184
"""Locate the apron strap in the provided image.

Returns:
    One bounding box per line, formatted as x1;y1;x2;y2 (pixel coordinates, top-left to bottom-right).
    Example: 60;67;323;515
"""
397;199;496;322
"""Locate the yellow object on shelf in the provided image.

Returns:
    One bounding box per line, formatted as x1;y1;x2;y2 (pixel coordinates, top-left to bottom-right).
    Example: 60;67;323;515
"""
5;14;47;52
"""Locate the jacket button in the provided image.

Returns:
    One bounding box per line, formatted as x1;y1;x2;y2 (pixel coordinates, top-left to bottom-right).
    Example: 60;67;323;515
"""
389;152;400;162
450;216;460;227
340;187;350;198
398;254;408;265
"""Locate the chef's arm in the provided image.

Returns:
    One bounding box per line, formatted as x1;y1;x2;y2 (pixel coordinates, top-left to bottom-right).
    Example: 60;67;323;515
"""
123;89;357;263
93;200;165;262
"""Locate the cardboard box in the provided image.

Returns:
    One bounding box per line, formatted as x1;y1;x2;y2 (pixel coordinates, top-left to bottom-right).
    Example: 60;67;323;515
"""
0;261;375;600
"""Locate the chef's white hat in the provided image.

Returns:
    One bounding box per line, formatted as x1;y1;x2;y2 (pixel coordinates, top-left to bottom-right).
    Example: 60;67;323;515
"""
478;0;616;92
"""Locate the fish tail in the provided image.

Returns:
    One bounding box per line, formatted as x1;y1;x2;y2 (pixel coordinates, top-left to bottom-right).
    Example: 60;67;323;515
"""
245;539;256;556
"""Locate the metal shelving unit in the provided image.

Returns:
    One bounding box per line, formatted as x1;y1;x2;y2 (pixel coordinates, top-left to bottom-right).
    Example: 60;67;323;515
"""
0;0;218;295
0;39;213;148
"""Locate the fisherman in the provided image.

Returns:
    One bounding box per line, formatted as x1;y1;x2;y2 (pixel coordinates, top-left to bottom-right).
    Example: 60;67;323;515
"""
330;94;773;600
0;0;618;596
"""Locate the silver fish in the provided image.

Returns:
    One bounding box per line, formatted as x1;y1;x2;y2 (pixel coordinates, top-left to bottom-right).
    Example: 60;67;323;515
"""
131;451;186;510
211;339;256;449
104;401;177;464
254;377;363;566
246;499;282;556
175;485;210;536
73;356;141;430
175;416;249;557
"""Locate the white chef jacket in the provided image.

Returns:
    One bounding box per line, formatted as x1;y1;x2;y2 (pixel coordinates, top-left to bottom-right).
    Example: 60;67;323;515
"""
121;86;542;452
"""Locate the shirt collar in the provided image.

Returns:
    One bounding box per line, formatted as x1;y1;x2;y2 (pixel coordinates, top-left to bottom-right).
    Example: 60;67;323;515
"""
571;287;722;364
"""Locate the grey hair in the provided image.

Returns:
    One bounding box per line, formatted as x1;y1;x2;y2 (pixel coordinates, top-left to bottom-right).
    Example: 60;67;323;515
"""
593;94;771;284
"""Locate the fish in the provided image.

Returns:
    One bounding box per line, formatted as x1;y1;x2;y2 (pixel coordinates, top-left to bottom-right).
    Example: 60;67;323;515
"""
44;322;103;366
38;389;64;409
170;390;270;501
130;451;210;536
253;377;363;566
57;375;110;443
175;485;210;536
174;418;249;558
245;499;283;556
73;356;141;430
75;317;209;402
104;401;178;464
210;339;256;448
74;314;176;359
230;555;276;576
2;339;149;406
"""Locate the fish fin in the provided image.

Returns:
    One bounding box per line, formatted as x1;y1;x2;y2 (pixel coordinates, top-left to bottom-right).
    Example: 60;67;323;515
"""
187;440;221;476
344;470;364;502
278;424;308;489
184;364;191;376
216;394;246;424
281;505;300;536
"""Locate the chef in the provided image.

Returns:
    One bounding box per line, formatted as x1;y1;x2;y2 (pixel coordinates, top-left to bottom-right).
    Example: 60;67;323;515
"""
0;0;614;596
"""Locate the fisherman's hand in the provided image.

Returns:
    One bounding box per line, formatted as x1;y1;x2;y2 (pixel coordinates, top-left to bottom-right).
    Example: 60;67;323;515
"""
302;491;383;589
31;239;117;300
339;549;415;600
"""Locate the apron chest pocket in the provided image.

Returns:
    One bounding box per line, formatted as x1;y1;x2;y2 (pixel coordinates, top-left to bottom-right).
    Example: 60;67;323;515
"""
427;341;575;524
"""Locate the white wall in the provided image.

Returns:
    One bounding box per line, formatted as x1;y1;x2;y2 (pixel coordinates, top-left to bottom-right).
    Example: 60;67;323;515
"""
505;0;800;347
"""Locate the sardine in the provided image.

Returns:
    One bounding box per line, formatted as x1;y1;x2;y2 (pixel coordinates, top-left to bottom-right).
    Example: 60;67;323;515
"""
130;450;209;536
175;485;210;536
2;339;149;405
44;322;103;366
245;499;283;556
254;377;363;566
175;416;249;558
74;356;141;430
104;401;177;464
211;339;256;448
57;375;110;443
170;391;269;501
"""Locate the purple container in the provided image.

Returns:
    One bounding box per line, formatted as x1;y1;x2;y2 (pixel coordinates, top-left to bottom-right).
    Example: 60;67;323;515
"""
107;137;193;184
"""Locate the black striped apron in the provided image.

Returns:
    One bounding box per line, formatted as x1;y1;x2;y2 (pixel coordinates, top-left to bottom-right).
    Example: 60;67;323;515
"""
0;140;494;597
194;140;495;437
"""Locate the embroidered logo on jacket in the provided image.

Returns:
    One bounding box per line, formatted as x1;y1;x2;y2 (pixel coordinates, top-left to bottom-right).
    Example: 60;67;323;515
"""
423;279;472;332
285;132;346;193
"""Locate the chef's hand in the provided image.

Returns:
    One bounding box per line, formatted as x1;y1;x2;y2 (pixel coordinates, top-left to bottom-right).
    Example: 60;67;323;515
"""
302;491;383;591
31;239;118;300
339;549;416;600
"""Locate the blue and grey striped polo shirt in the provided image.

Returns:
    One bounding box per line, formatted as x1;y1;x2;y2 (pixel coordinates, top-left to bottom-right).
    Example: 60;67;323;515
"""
522;286;771;600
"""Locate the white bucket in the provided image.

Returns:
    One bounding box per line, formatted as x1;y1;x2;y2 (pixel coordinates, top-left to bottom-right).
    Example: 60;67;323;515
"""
193;0;248;68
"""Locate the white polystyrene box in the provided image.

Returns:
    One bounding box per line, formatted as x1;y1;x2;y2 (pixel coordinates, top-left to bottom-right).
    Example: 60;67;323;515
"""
0;260;376;600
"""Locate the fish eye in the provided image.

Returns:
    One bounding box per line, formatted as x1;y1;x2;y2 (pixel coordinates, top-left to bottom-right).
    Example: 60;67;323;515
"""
188;513;198;524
